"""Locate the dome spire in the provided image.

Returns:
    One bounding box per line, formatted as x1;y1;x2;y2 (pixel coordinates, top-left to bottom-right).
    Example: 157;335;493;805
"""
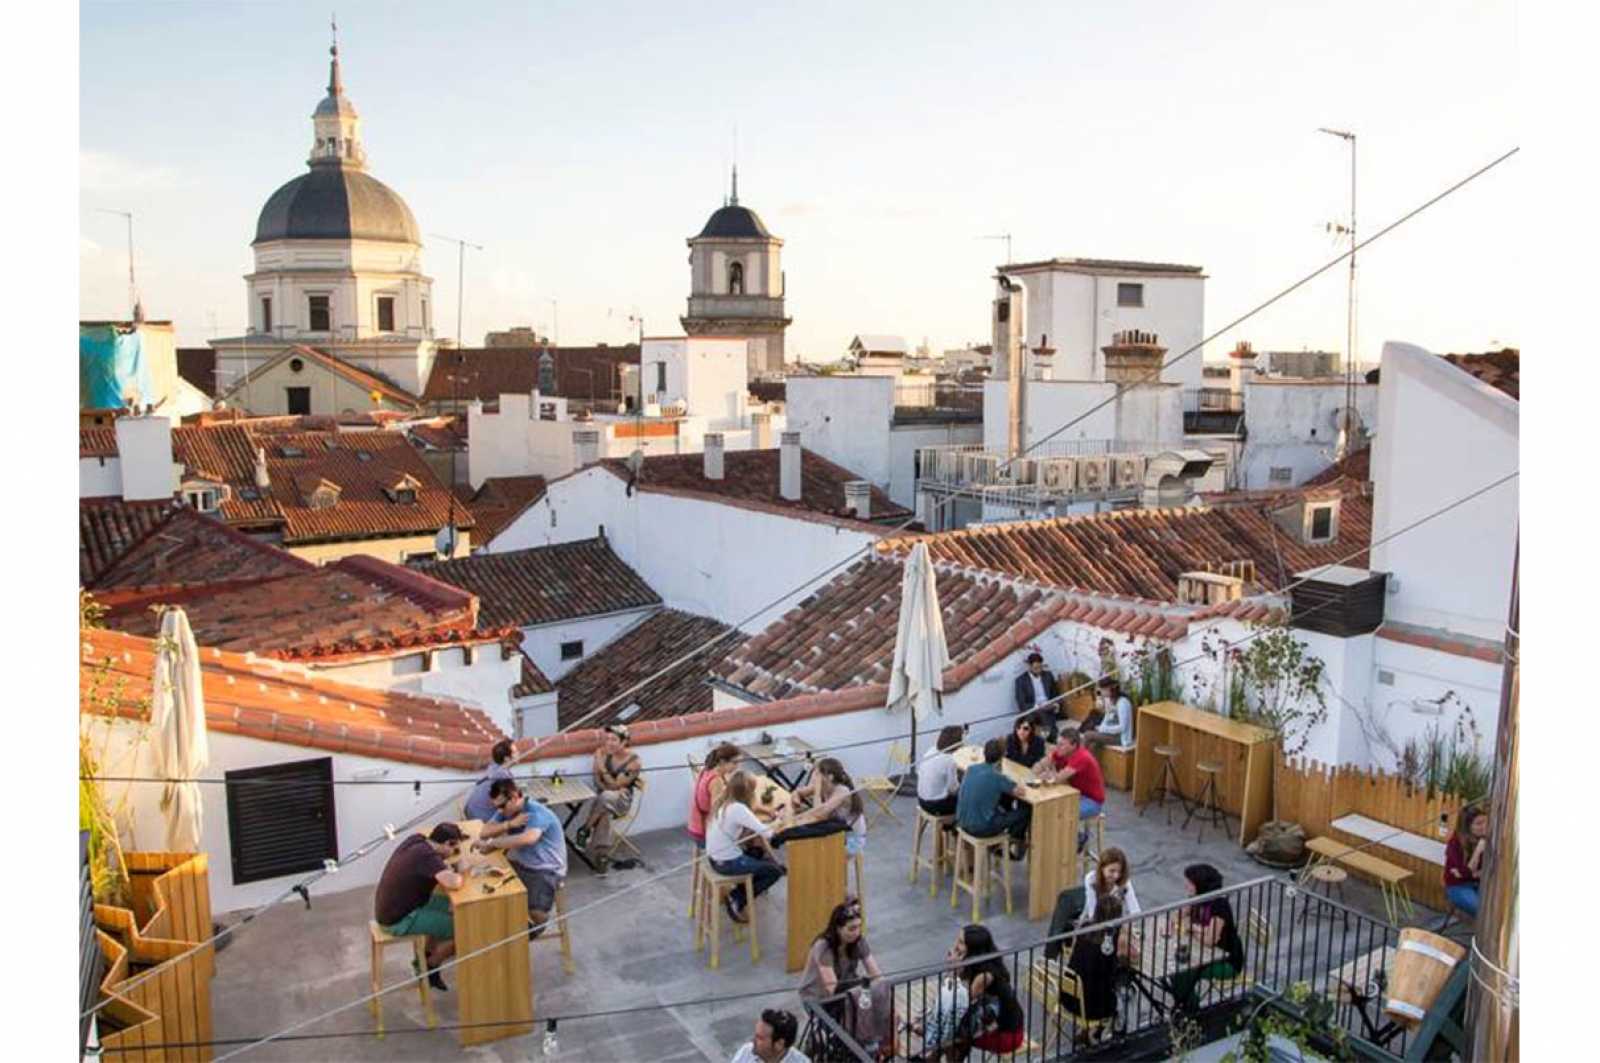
309;16;365;170
328;14;343;98
730;164;739;206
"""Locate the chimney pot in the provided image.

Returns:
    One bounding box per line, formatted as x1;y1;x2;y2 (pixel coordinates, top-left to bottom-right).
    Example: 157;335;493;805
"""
572;428;601;468
703;432;725;480
780;431;802;502
750;412;773;449
843;480;871;520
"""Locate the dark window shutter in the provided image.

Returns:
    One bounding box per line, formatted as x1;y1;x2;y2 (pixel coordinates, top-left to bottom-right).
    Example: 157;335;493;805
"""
225;757;338;884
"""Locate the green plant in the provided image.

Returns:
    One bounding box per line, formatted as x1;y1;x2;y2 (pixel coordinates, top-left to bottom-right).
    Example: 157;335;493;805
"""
1229;624;1329;757
1397;706;1492;802
80;589;107;629
1222;982;1351;1062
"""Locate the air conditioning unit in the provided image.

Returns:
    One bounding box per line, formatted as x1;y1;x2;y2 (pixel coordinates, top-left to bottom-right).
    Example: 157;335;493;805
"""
1039;458;1076;491
1079;456;1110;492
938;450;960;480
1113;454;1147;488
969;454;1000;484
1011;458;1038;485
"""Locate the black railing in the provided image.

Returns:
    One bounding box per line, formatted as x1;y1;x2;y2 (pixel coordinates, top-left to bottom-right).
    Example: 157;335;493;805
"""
799;875;1418;1062
1183;388;1245;436
80;831;102;1056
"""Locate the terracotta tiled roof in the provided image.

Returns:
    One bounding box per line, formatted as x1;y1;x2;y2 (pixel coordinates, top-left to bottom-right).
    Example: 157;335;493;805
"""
81;502;313;600
554;609;734;729
223;345;421;409
407;416;467;451
513;653;554;697
1303;445;1371;487
1443;349;1518;401
421;346;640;405
176;348;217;398
598;449;913;525
414;536;658;629
81;627;505;770
81;428;119;458
882;483;1370;600
458;475;547;546
102;554;516;662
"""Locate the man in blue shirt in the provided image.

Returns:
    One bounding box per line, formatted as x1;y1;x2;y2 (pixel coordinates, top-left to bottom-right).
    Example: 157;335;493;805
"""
475;778;568;937
463;739;516;822
956;738;1032;859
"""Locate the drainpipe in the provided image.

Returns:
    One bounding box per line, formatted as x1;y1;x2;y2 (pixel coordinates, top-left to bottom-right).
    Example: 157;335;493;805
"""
1468;535;1518;1061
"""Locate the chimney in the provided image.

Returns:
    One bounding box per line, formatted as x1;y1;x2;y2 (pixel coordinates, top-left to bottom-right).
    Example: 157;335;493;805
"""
1101;329;1168;388
253;446;271;490
1228;340;1257;395
572;428;601;468
843;480;871;520
114;414;179;502
993;275;1027;458
750;411;773;450
780;431;802;502
703;432;725;480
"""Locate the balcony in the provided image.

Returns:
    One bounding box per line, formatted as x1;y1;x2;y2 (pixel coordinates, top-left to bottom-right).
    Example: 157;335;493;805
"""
1183;388;1244;435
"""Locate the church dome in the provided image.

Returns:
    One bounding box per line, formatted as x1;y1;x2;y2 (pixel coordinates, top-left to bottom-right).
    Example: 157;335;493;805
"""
253;166;421;245
696;204;771;239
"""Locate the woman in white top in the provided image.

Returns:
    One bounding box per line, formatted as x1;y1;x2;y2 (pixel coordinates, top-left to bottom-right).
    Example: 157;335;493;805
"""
1080;846;1141;924
794;757;867;856
706;770;786;922
917;725;967;818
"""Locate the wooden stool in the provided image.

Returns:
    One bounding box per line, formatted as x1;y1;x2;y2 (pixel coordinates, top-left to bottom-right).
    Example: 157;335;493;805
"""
850;847;868;931
910;808;957;897
687;846;704;920
695;858;760;969
1080;813;1106;862
367;921;437;1038
529;881;575;975
1141;745;1188;824
1299;864;1350;926
950;830;1013;922
1183;760;1231;842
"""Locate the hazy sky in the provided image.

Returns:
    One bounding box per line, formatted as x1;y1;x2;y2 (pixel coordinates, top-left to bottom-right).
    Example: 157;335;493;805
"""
80;1;1518;361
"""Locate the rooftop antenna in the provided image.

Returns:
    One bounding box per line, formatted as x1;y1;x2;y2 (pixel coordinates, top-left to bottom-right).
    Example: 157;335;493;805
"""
979;233;1013;266
95;208;141;322
431;233;484;349
1318;127;1357;460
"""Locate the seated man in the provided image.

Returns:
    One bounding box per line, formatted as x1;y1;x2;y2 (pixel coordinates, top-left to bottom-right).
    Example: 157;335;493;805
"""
475;779;568;937
1083;678;1134;751
574;724;642;875
373;823;465;991
957;738;1032;860
1039;728;1107;850
1013;653;1062;741
463;738;516;822
730;1007;810;1063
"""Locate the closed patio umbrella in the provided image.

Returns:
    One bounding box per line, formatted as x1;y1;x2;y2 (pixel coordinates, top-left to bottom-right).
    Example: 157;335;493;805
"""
149;608;210;853
886;541;950;781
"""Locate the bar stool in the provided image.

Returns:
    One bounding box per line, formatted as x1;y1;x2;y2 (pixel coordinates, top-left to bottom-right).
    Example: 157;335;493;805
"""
1141;744;1188;824
367;921;437;1038
530;880;575;975
1080;812;1107;862
910;807;957;897
1183;760;1231;841
951;830;1013;922
695;857;761;969
687;846;704;920
1298;864;1350;928
850;847;869;931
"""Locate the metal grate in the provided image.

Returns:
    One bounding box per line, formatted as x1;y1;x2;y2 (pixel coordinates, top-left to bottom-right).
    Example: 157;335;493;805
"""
225;757;338;884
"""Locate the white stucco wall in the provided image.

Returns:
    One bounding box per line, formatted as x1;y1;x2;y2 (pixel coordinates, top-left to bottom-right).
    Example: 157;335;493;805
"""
786;376;895;490
1018;270;1206;391
521;609;655;684
983;380;1184;452
888;422;983;510
315;646;521;736
80;455;123;498
642;337;749;427
1238;380;1379;490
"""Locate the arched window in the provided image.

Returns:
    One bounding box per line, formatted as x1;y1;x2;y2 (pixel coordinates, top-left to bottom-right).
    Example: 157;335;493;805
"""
538;351;556;393
728;260;744;295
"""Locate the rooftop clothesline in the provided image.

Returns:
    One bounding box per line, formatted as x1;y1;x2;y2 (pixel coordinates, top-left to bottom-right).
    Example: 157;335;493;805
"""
80;147;1518;1019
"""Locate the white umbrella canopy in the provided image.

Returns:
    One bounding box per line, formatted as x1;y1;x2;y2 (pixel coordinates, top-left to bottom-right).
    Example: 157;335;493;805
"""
149;608;210;853
887;541;951;724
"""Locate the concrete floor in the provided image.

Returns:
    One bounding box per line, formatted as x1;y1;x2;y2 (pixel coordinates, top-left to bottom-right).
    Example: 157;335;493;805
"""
209;788;1415;1061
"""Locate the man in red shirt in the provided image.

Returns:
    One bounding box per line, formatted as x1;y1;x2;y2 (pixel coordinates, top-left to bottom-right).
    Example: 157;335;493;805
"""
1040;729;1106;851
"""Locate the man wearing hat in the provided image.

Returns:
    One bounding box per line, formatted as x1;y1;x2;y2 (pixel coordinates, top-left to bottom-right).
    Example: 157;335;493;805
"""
574;723;643;874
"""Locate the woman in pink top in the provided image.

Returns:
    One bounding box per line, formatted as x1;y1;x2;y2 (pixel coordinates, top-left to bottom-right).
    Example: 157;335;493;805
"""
687;743;742;847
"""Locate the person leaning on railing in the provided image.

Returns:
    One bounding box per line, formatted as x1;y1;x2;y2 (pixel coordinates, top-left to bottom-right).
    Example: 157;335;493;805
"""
798;900;891;1057
940;924;1025;1061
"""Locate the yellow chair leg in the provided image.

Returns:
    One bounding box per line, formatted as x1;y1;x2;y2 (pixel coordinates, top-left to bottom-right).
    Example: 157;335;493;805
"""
414;937;437;1029
972;844;985;923
370;937;383;1038
748;883;761;964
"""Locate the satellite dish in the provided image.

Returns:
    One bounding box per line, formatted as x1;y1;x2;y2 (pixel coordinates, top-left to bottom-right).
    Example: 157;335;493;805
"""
434;523;459;557
627;448;644;475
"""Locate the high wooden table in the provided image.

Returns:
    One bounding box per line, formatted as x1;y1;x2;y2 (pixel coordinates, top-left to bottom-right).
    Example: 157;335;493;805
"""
446;821;534;1046
784;831;847;972
1131;701;1273;846
952;746;1082;920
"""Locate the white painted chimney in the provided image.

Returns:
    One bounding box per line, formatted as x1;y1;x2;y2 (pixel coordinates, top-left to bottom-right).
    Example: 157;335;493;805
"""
253;446;271;490
115;414;180;502
750;412;773;450
780;431;802;502
843;480;871;520
703;432;725;480
572;428;601;469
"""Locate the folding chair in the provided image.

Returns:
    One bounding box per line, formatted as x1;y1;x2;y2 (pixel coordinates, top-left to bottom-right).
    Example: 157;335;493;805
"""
612;774;646;862
859;740;909;827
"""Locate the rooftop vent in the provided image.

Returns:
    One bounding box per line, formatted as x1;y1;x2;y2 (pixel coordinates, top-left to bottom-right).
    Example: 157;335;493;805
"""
1177;571;1246;606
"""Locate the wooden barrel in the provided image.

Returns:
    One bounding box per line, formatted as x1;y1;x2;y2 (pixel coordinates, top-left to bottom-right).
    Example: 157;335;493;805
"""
1384;928;1467;1028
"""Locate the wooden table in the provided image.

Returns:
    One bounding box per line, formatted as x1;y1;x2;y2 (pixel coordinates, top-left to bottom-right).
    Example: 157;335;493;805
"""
739;737;819;789
1131;702;1274;846
1127;921;1225;982
750;777;795;824
445;821;533;1046
785;831;847;972
526;774;599;870
1301;836;1415;925
951;746;1082;920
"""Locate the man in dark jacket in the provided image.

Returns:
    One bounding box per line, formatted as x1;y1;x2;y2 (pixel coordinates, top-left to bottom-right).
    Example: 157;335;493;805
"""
1014;653;1060;717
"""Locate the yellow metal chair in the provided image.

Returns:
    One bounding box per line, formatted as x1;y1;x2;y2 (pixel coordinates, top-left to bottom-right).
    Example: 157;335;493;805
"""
859;741;910;827
611;774;647;861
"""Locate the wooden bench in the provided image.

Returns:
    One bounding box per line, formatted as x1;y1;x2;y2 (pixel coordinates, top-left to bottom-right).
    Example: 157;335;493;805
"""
1096;744;1135;790
1302;836;1415;925
1331;814;1446;866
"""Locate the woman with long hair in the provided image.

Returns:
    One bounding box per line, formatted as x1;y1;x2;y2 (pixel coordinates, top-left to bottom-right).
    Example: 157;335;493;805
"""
1003;714;1047;769
1081;846;1141;924
944;924;1025;1060
799;900;892;1056
687;742;742;849
1064;894;1132;1034
1444;804;1489;915
1164;863;1245;1014
705;770;786;922
795;756;868;856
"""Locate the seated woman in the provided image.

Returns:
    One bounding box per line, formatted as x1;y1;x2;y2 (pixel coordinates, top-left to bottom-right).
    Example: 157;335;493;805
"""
917;725;967;818
1003;714;1047;769
687;742;742;850
1062;894;1132;1038
1444;805;1489;917
793;757;868;857
1080;846;1141;924
1164;863;1245;1014
799;901;892;1057
705;770;787;923
574;724;641;874
945;924;1026;1061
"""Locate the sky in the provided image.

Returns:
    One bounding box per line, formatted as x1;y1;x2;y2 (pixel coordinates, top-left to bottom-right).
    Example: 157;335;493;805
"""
79;0;1519;362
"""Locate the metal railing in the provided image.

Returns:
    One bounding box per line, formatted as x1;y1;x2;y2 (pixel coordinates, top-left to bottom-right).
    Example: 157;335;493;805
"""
1182;388;1245;414
799;875;1419;1062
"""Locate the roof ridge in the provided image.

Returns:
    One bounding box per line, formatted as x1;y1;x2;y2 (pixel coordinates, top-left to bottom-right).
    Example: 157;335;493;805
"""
332;553;476;614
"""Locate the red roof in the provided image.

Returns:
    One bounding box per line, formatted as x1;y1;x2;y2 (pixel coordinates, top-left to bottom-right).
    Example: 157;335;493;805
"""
225;346;421;409
598;448;913;526
458;475;547;546
421;346;640;405
1303;445;1371;487
1443;349;1519;401
554;610;734;729
414;536;658;629
81;627;505;770
81;502;313;598
513;653;554;697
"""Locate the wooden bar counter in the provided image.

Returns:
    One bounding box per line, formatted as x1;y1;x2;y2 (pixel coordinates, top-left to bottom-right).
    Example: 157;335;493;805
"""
952;747;1082;920
448;821;534;1046
1131;701;1274;846
783;831;847;972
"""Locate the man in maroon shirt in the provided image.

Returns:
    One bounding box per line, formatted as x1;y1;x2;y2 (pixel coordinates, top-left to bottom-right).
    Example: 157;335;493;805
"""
374;823;466;990
1040;729;1107;851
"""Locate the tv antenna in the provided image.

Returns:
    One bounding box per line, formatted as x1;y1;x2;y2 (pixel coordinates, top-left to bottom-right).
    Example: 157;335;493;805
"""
95;208;141;322
979;233;1013;265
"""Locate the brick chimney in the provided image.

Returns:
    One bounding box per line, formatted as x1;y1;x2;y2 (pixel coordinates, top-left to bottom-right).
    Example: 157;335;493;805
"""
1228;340;1257;395
780;431;802;502
703;432;725;480
1101;329;1167;387
114;414;180;502
750;411;773;450
843;481;871;520
572;428;601;468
